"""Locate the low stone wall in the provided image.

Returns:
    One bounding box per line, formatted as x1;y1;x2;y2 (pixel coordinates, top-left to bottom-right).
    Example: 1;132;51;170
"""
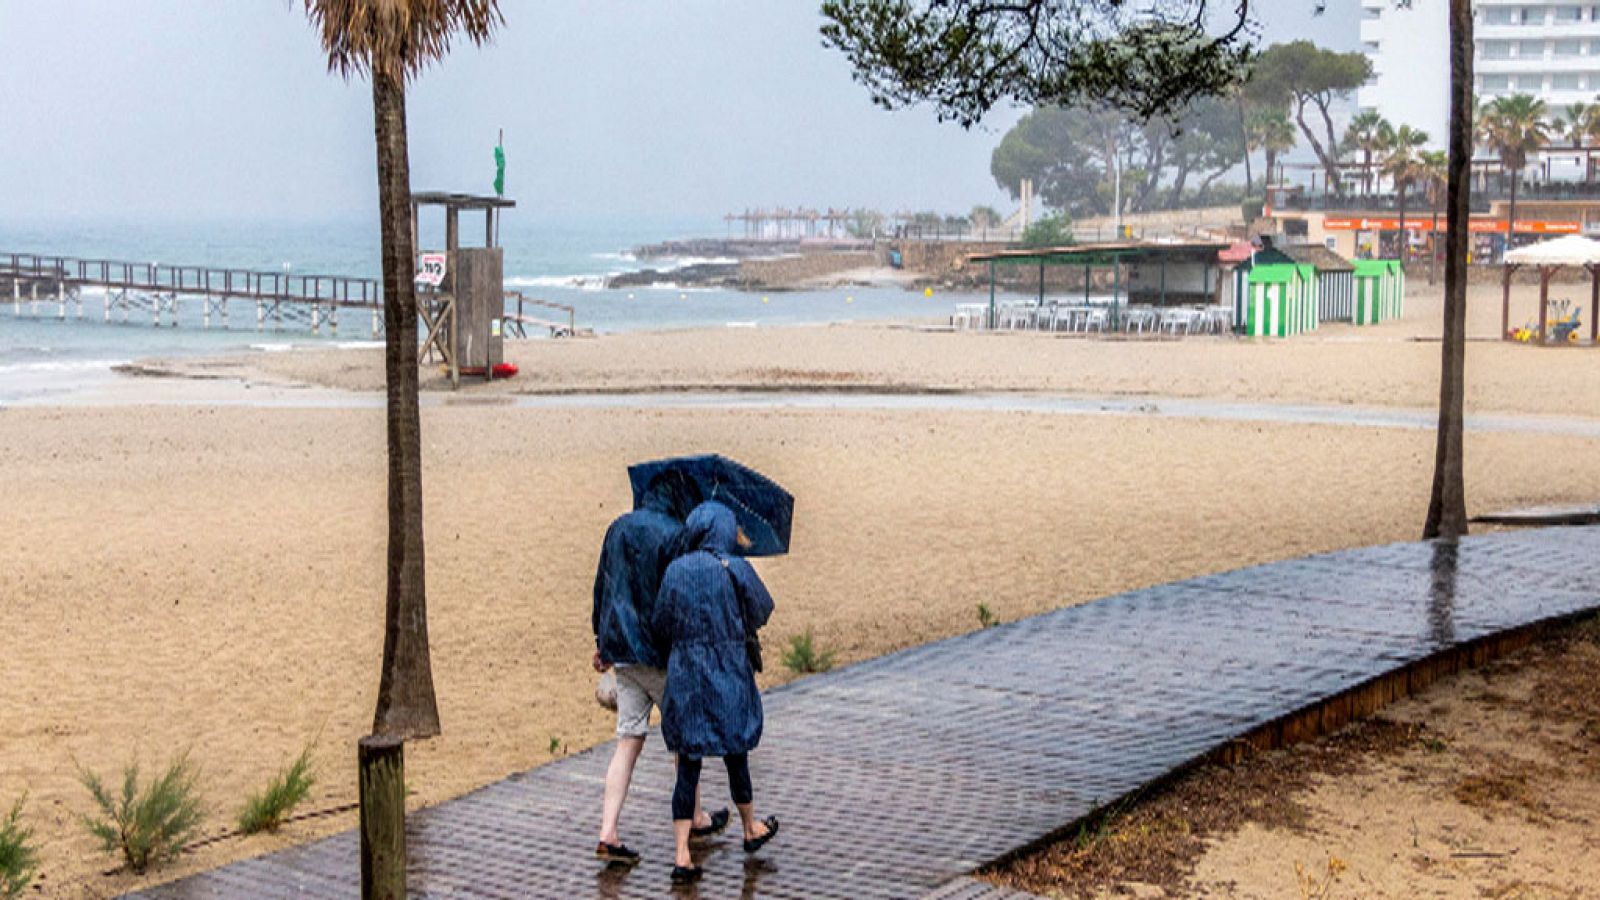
737;251;879;289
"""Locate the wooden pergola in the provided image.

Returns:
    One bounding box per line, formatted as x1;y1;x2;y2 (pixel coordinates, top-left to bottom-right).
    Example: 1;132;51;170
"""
967;241;1228;330
1501;234;1600;345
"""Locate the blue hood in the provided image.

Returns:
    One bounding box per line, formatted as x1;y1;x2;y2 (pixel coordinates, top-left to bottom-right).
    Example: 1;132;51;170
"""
682;502;739;556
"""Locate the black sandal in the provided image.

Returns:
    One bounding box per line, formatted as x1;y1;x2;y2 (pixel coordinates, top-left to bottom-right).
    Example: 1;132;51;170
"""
742;816;780;854
690;807;730;842
595;841;641;866
670;864;704;884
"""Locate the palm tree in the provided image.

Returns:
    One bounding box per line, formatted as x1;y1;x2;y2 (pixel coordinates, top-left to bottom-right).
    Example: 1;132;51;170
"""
1478;94;1550;251
1563;100;1600;183
1425;0;1472;541
1381;124;1429;263
1248;108;1298;203
969;204;1002;238
302;0;503;739
1419;150;1448;285
1345;111;1393;196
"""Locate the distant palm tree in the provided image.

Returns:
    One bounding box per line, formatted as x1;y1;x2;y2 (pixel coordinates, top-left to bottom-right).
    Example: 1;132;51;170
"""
301;0;503;739
1479;94;1551;249
1248;109;1298;202
1382;125;1429;263
1562;100;1600;182
969;205;1002;238
1345;111;1393;196
1419;150;1449;285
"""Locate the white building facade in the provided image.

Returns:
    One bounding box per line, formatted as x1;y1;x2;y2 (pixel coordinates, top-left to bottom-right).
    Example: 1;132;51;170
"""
1357;0;1451;142
1360;2;1600;145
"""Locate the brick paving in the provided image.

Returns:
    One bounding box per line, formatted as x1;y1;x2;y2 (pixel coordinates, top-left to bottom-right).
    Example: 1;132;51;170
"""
129;526;1600;899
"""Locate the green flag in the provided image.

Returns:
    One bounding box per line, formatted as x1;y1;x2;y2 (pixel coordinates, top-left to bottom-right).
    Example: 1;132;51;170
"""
493;143;506;197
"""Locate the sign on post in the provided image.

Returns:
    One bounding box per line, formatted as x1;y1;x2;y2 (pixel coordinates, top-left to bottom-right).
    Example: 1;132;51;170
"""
416;253;447;287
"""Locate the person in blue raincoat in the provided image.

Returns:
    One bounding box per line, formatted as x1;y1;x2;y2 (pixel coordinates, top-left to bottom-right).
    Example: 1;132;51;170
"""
651;501;781;884
591;470;725;864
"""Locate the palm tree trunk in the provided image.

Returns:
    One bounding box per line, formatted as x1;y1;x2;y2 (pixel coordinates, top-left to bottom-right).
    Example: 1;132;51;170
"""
1430;200;1441;286
1397;182;1407;264
1424;0;1472;540
370;69;442;738
1506;171;1519;257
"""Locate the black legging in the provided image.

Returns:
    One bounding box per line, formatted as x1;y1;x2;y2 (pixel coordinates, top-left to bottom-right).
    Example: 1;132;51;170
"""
673;754;752;821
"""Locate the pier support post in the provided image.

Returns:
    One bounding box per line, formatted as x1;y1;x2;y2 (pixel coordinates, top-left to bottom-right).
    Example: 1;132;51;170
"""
358;735;406;900
329;307;338;337
372;308;380;340
204;297;212;330
257;300;265;332
312;304;321;336
153;293;161;328
57;281;66;320
222;297;230;328
74;288;83;320
11;279;18;316
30;282;39;317
170;295;179;328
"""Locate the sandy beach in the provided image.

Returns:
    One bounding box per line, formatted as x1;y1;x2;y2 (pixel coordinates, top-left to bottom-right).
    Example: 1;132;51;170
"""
5;280;1600;896
129;281;1600;420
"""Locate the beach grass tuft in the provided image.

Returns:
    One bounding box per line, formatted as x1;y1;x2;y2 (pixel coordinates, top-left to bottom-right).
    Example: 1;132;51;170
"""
79;753;203;873
0;795;37;899
238;743;316;835
782;628;836;674
977;603;999;629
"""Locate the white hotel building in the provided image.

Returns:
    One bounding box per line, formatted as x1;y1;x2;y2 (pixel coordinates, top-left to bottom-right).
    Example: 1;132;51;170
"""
1360;1;1600;150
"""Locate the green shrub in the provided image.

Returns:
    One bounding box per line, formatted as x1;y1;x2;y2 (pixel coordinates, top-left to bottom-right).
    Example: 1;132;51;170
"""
782;628;836;674
977;603;999;629
80;754;203;873
0;795;37;899
1021;214;1075;248
238;744;316;835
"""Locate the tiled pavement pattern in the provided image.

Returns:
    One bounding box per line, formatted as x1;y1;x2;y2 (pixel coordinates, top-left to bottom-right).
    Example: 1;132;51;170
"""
130;526;1600;899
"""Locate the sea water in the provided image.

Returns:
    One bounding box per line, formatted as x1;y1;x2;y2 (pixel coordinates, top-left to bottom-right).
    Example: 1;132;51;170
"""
0;215;989;403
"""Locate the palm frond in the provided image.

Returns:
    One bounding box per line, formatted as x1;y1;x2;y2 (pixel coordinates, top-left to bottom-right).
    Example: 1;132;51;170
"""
302;0;503;81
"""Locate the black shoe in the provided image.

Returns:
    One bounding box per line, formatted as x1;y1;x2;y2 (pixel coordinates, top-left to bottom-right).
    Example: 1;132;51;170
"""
690;808;730;842
595;841;640;866
742;816;780;854
670;864;704;884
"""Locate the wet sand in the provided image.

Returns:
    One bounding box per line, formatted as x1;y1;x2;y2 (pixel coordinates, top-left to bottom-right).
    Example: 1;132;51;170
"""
135;281;1600;420
5;278;1600;895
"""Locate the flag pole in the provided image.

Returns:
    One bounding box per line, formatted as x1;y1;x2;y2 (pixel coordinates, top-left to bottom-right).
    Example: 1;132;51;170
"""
495;128;503;248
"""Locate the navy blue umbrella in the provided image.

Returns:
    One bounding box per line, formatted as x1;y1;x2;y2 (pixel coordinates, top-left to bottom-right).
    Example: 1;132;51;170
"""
628;454;793;556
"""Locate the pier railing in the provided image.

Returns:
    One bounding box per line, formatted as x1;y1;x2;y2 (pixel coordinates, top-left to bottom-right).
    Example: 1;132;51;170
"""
1;252;381;308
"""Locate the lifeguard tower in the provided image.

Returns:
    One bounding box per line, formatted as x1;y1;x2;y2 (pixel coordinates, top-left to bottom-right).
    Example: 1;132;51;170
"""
413;191;515;386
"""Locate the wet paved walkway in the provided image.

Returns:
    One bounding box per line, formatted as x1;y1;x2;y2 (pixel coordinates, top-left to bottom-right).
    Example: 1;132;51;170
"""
131;526;1600;899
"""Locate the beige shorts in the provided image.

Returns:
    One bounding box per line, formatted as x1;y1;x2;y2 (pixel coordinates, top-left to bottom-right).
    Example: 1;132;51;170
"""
614;665;667;739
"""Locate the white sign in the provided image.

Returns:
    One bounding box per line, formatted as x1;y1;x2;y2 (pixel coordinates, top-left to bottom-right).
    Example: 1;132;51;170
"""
415;253;447;287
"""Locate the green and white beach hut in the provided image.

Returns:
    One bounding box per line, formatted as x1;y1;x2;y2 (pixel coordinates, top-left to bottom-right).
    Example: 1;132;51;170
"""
1280;245;1356;324
1235;262;1317;337
1352;259;1405;325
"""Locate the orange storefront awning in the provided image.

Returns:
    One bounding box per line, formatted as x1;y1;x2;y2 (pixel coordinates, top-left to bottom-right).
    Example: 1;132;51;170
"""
1322;216;1582;235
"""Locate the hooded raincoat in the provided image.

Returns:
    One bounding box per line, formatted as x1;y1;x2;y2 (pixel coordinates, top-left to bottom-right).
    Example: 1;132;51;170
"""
591;474;701;668
651;502;775;759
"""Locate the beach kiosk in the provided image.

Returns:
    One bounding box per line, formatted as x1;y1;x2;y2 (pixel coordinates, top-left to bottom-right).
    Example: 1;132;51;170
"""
412;191;516;387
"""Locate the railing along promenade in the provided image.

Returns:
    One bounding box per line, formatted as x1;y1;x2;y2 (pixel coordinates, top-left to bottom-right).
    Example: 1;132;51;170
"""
1;251;383;335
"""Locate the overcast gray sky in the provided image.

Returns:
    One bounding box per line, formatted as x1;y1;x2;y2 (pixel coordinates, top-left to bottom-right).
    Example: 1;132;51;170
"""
0;2;1357;223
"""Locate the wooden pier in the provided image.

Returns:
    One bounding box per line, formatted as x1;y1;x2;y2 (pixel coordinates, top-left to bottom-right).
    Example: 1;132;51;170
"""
1;251;384;336
1;252;581;343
